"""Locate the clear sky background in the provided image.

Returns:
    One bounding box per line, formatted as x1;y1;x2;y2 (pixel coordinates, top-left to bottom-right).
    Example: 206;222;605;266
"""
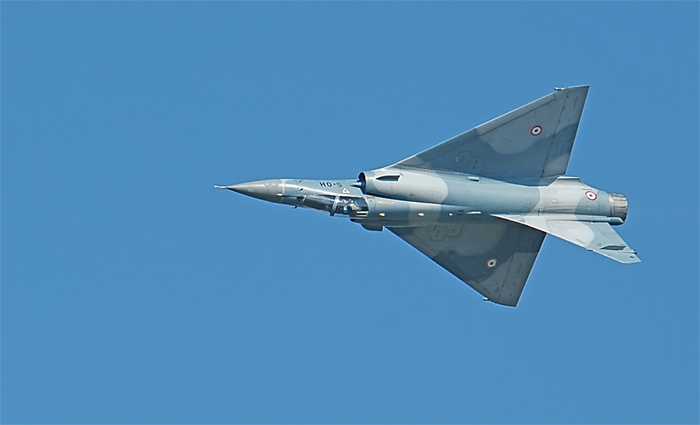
2;2;698;424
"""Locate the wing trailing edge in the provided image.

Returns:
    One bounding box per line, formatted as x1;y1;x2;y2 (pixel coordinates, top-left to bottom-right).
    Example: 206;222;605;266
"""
493;214;640;264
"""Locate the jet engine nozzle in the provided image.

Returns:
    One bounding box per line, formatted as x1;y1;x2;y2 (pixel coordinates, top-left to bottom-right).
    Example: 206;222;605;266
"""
608;192;628;224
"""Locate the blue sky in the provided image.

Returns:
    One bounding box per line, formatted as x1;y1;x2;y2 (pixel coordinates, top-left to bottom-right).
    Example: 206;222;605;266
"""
2;2;698;424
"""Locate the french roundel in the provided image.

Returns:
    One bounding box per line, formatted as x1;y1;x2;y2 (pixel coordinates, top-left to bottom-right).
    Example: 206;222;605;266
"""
585;190;598;201
486;258;498;269
530;125;542;136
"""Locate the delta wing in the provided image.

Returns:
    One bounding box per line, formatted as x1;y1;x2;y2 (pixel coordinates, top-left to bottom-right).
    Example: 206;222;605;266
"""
494;214;640;264
388;217;545;306
392;86;589;183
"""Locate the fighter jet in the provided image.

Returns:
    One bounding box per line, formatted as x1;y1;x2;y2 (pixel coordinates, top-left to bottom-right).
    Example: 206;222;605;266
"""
217;86;639;306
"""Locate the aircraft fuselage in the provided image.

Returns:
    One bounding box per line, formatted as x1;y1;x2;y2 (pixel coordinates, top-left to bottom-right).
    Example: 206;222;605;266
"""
220;167;627;230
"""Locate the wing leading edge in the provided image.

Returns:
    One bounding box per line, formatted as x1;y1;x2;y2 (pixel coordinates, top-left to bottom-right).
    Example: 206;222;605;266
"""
388;217;546;306
392;86;589;183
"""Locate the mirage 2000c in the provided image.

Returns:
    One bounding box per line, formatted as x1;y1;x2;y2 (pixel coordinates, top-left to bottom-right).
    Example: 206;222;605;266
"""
217;86;639;307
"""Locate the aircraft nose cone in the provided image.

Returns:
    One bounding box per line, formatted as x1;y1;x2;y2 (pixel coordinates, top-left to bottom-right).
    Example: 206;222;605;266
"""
218;179;284;203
